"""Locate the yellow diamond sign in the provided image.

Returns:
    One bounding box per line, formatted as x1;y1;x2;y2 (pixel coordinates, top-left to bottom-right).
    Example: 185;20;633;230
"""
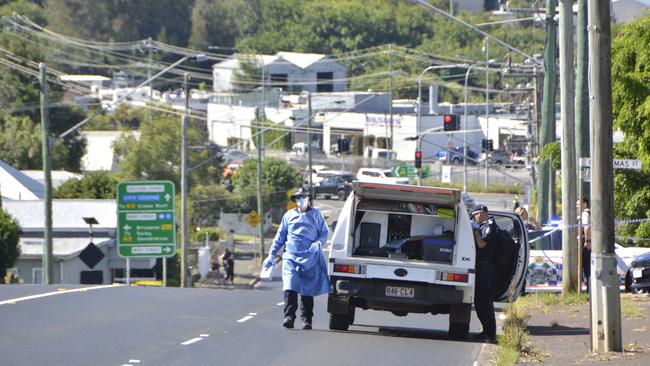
246;210;262;228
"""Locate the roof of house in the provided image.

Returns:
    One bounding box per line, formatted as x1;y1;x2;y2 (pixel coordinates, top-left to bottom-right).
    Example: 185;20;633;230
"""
3;199;117;230
0;159;44;200
21;170;82;189
213;51;333;71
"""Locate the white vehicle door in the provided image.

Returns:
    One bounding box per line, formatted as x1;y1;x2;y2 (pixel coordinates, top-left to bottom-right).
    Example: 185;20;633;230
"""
488;212;530;302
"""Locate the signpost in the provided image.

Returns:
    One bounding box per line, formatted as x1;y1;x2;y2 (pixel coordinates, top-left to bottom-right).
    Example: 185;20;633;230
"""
117;181;176;285
579;158;642;183
246;210;262;228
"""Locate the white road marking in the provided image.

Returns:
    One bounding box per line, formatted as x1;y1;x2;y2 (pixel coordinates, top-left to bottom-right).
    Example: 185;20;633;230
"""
0;284;120;306
181;337;203;346
237;315;254;323
276;302;284;306
129;360;141;364
199;334;209;337
121;364;131;366
249;312;257;315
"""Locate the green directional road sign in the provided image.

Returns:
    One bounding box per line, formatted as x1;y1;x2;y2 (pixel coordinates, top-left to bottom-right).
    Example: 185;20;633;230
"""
392;165;430;179
117;181;176;258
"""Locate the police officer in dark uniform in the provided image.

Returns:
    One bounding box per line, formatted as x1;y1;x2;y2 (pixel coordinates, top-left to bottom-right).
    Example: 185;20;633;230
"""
470;204;497;342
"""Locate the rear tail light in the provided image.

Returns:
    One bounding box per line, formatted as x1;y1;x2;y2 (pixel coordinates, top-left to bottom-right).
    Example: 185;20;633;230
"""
333;264;365;274
438;271;469;283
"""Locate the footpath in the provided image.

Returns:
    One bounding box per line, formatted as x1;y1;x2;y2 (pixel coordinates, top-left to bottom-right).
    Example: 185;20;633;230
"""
196;240;263;290
517;292;650;365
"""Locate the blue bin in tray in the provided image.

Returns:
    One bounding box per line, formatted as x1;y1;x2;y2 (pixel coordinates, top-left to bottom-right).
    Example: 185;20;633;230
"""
422;237;454;263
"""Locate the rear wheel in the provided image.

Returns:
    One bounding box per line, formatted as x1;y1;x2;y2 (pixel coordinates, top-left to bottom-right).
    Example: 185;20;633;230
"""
337;190;346;201
448;322;470;340
324;195;332;200
329;313;350;331
452;157;461;165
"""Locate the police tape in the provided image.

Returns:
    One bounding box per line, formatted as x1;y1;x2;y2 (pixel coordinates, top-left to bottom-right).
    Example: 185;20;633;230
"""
528;217;650;244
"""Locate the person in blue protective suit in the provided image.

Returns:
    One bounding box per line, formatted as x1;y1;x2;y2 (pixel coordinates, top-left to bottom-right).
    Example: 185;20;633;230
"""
263;188;330;330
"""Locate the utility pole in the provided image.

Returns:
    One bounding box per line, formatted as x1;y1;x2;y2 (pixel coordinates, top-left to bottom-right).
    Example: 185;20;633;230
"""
537;0;557;225
147;37;153;123
575;0;590;200
389;45;394;155
307;93;314;194
256;107;265;260
588;0;622;352
40;63;53;285
559;0;577;295
484;38;490;188
180;73;190;288
260;54;265;157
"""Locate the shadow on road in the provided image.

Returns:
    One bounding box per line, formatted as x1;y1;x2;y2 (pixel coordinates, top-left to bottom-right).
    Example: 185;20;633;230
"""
315;324;487;343
527;324;590;336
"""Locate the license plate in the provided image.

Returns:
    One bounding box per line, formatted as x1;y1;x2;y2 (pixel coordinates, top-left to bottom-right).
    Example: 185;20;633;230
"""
633;268;644;279
385;286;415;298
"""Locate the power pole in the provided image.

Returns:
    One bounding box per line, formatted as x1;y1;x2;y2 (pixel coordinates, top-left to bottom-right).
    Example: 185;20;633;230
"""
588;0;622;352
256;108;265;260
575;0;590;200
180;73;190;288
40;63;53;285
484;38;490;188
147;37;153;123
559;0;578;295
389;45;394;155
537;0;557;225
307;93;314;195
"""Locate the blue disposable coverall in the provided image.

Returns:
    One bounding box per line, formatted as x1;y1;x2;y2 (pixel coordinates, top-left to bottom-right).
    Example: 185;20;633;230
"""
269;207;330;296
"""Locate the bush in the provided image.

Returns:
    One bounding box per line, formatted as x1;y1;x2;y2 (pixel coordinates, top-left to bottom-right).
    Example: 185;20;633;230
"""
0;208;21;283
193;227;220;242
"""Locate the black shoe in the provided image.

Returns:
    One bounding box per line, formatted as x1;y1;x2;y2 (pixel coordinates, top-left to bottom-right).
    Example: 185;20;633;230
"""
283;317;294;329
302;320;312;330
472;332;497;343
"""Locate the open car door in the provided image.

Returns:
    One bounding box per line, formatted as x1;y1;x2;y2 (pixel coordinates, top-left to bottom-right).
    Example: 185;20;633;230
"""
489;212;530;302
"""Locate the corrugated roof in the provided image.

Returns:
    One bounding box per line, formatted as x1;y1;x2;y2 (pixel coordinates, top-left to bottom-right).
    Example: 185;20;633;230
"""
19;237;111;259
0;159;44;200
276;51;326;69
3;199;117;230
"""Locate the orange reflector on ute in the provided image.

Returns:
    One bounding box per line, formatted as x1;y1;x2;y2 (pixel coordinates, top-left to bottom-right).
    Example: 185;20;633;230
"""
439;272;469;283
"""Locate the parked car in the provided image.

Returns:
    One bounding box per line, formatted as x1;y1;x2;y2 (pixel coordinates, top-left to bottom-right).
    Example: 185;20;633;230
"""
314;175;352;200
292;142;319;155
317;170;357;183
303;165;330;185
479;150;510;165
435;147;479;165
629;251;650;293
356;168;409;184
526;227;650;292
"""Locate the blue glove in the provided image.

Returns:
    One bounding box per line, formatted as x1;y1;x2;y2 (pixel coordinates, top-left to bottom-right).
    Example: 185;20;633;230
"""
471;221;480;230
263;256;274;270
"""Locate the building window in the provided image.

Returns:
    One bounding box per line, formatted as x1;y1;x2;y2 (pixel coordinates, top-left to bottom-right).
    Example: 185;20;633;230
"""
317;72;334;92
270;73;288;91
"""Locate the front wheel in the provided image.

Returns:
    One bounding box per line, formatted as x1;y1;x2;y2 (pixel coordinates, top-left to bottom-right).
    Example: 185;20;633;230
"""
337;190;346;201
329;313;350;331
324;195;332;200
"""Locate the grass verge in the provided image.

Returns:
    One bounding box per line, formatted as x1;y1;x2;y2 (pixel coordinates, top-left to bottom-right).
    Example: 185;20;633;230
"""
621;295;645;319
513;292;588;314
421;180;524;194
494;301;531;366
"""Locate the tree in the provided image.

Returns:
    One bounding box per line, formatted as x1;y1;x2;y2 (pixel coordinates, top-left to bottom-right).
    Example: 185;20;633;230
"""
0;208;21;284
54;171;118;199
231;157;301;216
612;14;650;247
113;111;223;188
188;0;260;50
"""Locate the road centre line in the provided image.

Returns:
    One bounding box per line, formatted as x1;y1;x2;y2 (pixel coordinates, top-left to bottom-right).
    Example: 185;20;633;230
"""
0;284;121;306
129;360;141;364
180;337;203;346
236;312;257;323
276;302;284;306
200;334;209;337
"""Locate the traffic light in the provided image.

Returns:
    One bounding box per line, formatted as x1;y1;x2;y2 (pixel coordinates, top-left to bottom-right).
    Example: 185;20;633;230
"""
481;139;488;149
415;150;422;169
443;114;459;131
487;139;494;151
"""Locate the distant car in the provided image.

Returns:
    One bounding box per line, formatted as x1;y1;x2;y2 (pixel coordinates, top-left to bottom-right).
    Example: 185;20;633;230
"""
223;149;249;163
314;176;352;200
304;165;330;185
292;142;319;155
526;227;650;292
629;251;650;293
317;170;357;183
435;147;478;165
356;168;409;184
479;150;510;165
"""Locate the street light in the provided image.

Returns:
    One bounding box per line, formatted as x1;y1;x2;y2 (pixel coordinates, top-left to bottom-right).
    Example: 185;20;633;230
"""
463;64;477;194
416;64;467;185
40;54;207;285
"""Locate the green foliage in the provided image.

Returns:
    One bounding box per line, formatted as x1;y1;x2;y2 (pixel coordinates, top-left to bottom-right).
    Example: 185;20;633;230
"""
251;119;292;151
612;14;650;246
232;157;301;210
46;0;194;45
114;111;223;188
53;171;118;199
0;208;21;283
539;141;561;170
85;105;146;131
188;0;259;50
193;227;220;242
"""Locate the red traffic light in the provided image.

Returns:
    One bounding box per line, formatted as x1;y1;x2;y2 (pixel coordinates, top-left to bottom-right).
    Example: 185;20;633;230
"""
444;115;453;123
415;151;422;159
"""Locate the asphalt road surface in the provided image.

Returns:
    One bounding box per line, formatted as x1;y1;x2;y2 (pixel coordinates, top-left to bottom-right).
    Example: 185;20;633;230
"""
1;283;488;366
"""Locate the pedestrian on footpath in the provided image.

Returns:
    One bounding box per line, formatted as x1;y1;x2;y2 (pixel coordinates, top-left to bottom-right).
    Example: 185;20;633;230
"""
222;248;235;284
470;204;498;343
577;198;591;289
263;188;329;330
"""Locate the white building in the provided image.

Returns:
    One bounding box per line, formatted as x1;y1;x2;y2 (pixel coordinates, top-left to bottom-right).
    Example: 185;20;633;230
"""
3;199;155;284
81;130;140;172
0;159;44;200
212;51;347;93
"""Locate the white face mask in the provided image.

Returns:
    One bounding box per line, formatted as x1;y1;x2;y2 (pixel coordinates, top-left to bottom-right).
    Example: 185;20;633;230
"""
296;197;310;209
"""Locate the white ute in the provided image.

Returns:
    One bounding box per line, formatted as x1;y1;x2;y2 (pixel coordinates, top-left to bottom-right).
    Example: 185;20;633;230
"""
327;182;529;339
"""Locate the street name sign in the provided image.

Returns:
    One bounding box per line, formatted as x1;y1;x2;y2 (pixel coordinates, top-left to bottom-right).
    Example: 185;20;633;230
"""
117;181;176;258
579;158;642;170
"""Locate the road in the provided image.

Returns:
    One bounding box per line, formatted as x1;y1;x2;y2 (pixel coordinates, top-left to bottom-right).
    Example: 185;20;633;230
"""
0;283;488;366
